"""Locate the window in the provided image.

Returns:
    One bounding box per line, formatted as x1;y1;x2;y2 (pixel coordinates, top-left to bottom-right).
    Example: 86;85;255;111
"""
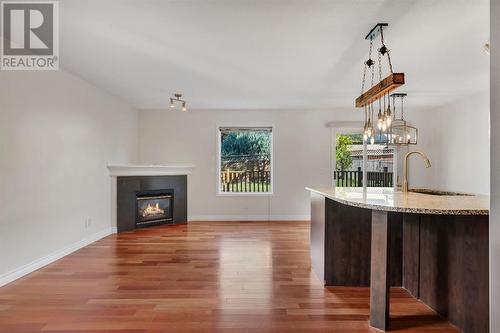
218;126;273;194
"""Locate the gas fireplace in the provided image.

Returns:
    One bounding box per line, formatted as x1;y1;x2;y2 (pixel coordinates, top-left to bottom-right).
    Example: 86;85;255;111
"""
135;190;174;227
116;175;187;232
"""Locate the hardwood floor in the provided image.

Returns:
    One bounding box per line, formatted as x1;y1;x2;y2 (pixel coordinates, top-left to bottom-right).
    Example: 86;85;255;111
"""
0;221;458;333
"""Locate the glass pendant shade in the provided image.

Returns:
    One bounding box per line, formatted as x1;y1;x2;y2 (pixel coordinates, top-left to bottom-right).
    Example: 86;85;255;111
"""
388;119;418;145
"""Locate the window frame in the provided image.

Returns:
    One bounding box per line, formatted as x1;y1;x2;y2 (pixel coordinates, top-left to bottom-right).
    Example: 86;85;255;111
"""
216;125;274;196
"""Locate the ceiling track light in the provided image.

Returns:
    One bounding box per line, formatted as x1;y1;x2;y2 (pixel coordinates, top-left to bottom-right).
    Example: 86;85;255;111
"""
170;93;187;112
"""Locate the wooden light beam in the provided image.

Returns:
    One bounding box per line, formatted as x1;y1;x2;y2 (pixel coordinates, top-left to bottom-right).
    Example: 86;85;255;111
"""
355;73;405;108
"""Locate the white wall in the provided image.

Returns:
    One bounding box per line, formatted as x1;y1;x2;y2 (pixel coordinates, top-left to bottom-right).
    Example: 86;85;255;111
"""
138;109;356;220
0;70;138;281
409;91;490;195
490;0;499;330
138;100;491;220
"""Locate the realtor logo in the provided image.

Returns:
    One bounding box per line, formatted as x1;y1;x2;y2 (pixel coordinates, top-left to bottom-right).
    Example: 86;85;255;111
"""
1;1;59;70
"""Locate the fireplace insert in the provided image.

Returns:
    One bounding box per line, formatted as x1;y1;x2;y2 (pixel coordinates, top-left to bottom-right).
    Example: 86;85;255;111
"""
135;190;174;227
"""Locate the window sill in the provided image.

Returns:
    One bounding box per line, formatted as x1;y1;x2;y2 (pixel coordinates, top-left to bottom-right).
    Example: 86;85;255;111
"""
217;192;274;197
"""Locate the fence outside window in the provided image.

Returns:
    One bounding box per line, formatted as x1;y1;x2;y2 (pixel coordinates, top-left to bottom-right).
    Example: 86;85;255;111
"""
334;169;393;187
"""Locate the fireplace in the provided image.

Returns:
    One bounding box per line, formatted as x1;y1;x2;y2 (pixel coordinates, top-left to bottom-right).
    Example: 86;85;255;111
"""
116;175;187;232
135;190;174;227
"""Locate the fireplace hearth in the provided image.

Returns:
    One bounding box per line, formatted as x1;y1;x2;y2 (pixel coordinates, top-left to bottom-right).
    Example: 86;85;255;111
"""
135;190;174;227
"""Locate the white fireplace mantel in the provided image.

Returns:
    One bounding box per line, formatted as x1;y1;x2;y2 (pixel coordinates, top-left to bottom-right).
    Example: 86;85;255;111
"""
107;164;195;177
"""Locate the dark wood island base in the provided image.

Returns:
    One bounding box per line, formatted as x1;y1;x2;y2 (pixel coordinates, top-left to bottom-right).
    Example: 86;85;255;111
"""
309;188;489;332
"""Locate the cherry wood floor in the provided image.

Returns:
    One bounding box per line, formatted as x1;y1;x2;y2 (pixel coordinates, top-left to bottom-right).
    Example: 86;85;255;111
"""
0;221;458;333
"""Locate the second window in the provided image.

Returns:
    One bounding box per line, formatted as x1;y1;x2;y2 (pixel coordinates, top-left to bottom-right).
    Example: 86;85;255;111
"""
218;127;273;194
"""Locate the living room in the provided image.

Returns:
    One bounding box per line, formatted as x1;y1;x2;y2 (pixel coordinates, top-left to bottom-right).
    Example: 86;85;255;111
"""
1;1;499;332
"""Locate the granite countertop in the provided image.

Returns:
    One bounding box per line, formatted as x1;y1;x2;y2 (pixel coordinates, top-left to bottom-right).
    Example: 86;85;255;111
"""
306;187;489;215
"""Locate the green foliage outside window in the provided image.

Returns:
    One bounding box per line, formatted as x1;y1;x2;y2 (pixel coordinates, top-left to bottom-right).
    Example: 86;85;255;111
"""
336;135;353;171
221;131;271;172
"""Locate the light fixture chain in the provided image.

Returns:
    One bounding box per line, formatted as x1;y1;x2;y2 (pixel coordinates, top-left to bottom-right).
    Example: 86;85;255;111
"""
387;52;394;74
371;62;375;88
378;47;382;82
370;38;375;88
361;64;367;94
361;38;374;94
401;96;404;119
380;27;394;74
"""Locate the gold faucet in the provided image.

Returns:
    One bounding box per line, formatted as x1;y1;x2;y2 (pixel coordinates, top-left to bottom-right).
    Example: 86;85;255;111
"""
403;151;431;193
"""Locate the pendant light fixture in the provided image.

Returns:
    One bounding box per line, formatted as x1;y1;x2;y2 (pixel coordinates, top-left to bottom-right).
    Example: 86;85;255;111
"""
170;93;187;112
357;23;417;146
387;93;418;145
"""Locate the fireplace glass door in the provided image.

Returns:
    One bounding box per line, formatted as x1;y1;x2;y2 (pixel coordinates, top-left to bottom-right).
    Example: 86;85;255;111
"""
136;194;173;225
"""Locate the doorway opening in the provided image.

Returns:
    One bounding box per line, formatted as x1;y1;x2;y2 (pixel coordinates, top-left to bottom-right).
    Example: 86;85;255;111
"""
333;132;394;188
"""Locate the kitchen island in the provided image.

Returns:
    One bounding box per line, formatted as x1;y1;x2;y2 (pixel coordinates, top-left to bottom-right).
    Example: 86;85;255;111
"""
307;187;489;332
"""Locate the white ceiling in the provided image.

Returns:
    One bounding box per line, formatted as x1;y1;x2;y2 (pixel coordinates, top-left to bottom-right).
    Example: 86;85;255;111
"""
59;0;489;110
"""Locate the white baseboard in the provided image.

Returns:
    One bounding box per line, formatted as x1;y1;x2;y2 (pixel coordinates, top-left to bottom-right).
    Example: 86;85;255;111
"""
0;227;116;288
188;215;310;221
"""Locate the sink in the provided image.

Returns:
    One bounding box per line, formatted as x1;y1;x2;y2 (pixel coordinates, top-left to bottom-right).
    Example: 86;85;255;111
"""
408;188;473;196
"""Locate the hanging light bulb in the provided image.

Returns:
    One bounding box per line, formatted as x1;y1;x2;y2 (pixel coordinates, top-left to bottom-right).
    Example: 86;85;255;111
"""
377;108;383;130
386;99;392;127
362;106;368;141
382;112;392;132
367;113;372;137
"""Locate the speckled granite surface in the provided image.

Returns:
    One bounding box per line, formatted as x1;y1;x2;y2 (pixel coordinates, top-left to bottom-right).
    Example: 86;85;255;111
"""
306;187;489;215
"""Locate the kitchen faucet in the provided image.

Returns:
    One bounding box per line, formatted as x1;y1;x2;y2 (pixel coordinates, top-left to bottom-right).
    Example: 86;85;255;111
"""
403;151;431;193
